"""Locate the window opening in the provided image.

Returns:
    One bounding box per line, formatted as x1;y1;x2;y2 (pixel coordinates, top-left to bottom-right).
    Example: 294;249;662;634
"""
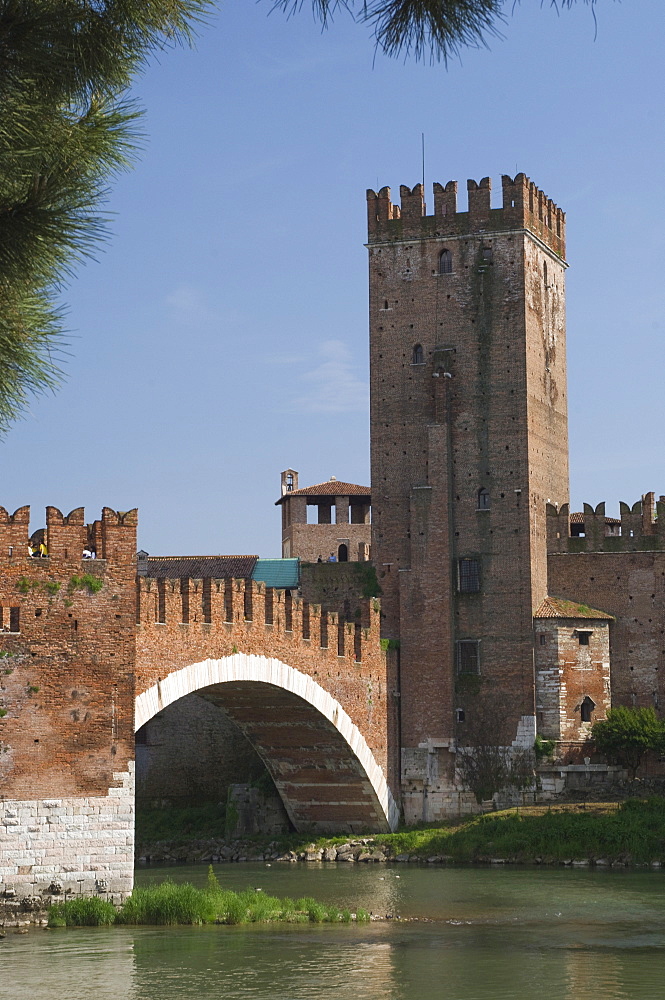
439;249;453;274
9;607;20;632
411;343;424;365
577;631;591;646
458;558;481;593
581;696;595;723
482;247;493;263
456;708;465;723
539;633;547;646
457;639;480;674
477;488;490;510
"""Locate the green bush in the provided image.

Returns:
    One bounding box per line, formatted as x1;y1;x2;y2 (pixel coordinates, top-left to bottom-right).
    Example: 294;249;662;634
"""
591;706;664;777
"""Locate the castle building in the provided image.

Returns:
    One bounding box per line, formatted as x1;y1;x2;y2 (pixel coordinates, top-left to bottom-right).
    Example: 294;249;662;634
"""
276;469;371;563
360;173;663;820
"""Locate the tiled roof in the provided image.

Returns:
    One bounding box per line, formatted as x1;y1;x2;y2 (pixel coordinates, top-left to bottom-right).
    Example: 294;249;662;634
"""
570;511;621;525
252;559;300;589
143;555;258;579
276;481;370;504
534;596;614;620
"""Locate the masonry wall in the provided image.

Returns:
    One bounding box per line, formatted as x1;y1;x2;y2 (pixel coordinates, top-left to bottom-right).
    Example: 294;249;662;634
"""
534;619;611;741
135;577;389;779
0;506;137;900
548;551;665;713
135;693;267;807
367;175;569;786
283;523;371;562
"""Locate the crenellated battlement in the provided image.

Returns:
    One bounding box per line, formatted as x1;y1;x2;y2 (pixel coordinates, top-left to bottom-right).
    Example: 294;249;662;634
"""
135;574;380;667
367;173;565;258
0;505;137;564
547;493;665;553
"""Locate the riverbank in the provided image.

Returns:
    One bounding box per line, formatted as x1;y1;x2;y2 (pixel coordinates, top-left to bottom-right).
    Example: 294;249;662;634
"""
137;797;665;868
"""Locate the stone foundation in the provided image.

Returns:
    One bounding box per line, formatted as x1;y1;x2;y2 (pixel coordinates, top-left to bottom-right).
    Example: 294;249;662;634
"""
0;764;134;902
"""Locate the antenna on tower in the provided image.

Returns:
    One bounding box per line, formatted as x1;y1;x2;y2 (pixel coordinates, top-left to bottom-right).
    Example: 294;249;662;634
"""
421;133;425;195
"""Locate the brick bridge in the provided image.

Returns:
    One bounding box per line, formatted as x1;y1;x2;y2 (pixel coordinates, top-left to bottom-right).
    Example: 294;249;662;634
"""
0;506;397;901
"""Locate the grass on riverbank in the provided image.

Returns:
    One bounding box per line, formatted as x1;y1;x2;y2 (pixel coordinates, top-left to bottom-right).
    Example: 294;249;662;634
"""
135;798;665;866
48;868;368;927
373;798;665;864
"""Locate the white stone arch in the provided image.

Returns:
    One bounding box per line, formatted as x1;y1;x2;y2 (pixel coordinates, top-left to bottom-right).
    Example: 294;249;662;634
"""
135;652;399;831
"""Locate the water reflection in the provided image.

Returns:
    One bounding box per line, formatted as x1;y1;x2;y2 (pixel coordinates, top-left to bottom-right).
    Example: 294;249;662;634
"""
4;865;665;1000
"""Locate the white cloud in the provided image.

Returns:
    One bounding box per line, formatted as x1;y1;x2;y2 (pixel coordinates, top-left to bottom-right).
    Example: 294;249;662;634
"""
165;285;217;327
287;340;368;414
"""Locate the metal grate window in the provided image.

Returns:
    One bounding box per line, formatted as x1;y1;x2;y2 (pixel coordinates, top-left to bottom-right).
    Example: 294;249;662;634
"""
439;249;453;274
458;558;481;593
457;639;480;674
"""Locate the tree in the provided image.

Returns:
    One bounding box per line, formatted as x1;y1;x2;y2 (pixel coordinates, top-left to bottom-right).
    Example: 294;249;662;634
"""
591;706;663;778
276;0;601;64
0;0;211;433
455;689;536;804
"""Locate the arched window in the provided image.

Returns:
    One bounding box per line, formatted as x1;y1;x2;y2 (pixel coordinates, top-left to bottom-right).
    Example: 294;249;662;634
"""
411;343;424;365
477;488;490;510
581;696;595;723
439;249;453;274
337;543;348;563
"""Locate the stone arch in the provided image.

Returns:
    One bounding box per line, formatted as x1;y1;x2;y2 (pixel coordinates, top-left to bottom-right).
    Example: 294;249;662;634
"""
135;653;399;833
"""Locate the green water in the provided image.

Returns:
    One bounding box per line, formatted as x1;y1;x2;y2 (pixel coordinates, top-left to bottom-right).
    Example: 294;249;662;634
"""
3;864;664;1000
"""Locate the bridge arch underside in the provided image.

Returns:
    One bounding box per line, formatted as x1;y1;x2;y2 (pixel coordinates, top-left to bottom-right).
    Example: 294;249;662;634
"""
135;655;398;834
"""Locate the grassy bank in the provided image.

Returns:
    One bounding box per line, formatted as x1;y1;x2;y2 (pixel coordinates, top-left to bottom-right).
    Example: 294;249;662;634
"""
137;798;665;866
48;869;369;927
373;798;665;864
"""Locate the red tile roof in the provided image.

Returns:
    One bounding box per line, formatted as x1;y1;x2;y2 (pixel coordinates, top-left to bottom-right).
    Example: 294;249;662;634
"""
534;596;614;620
570;511;621;525
143;556;258;579
276;481;370;504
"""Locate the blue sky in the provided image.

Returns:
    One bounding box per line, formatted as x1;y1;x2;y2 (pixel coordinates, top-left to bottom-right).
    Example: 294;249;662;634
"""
2;0;663;556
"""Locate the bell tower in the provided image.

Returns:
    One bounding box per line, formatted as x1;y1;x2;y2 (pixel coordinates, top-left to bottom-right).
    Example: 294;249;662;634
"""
367;174;569;820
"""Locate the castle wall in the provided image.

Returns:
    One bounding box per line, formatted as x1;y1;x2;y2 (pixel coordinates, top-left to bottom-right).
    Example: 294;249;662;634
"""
0;506;138;900
282;523;371;562
548;550;665;712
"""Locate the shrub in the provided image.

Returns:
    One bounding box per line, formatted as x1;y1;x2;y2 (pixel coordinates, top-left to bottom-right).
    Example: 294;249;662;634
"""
591;706;664;777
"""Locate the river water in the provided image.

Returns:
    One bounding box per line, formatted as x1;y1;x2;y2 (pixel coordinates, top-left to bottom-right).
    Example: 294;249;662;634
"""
3;863;665;1000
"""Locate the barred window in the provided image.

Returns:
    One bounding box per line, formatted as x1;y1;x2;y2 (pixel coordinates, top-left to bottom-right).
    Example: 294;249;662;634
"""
458;558;480;593
457;639;480;674
439;249;453;274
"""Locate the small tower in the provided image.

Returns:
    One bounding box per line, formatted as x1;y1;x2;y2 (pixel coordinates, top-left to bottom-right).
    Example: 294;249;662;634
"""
276;471;371;562
367;174;569;820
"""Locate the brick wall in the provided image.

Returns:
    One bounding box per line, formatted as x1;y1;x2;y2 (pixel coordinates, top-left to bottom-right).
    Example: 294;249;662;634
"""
367;174;569;793
548;551;665;712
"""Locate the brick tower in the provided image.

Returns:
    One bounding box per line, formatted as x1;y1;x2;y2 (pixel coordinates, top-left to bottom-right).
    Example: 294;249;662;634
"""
366;174;569;820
